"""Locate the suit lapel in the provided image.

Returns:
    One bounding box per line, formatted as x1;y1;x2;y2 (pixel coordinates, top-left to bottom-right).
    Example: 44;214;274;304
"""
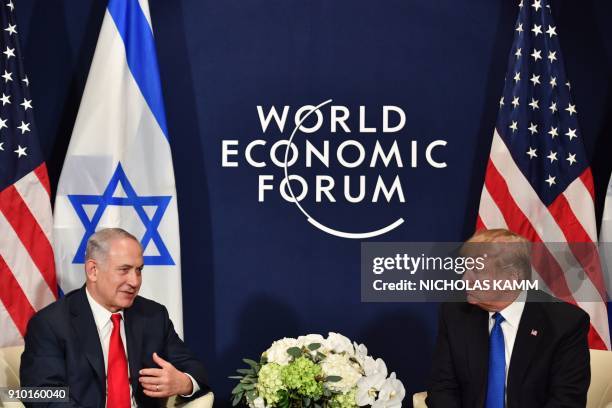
506;300;544;407
124;304;144;395
466;305;489;408
70;287;106;396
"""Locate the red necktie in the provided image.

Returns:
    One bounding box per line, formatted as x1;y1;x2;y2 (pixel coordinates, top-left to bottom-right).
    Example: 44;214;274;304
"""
107;313;130;407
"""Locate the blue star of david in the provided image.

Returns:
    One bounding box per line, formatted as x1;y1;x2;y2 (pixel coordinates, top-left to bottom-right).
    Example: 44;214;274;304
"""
68;163;175;266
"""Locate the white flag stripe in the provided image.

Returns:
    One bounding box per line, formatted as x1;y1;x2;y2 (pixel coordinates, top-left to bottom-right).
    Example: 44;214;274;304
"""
13;171;54;243
478;186;509;229
51;199;90;294
59;12;156;156
562;178;597;242
0;211;55;311
489;130;610;348
601;182;612;241
0;301;23;348
137;0;153;30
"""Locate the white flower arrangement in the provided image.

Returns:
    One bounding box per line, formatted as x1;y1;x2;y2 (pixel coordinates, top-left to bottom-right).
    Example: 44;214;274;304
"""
230;332;405;408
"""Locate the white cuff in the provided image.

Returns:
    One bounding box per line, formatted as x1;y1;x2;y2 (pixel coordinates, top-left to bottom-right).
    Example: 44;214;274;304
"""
180;373;201;397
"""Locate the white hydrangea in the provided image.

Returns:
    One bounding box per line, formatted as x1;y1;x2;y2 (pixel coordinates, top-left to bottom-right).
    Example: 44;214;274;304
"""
325;332;355;355
321;353;362;393
264;337;299;366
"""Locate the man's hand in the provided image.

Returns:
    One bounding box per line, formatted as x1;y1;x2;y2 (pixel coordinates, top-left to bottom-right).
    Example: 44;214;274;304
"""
139;352;193;398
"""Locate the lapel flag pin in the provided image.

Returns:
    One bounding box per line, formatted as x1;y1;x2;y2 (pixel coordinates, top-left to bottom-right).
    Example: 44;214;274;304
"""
531;329;538;336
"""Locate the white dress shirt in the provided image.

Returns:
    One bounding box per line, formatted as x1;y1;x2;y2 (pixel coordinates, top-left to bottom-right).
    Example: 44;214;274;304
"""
85;288;198;407
85;288;137;407
487;290;527;403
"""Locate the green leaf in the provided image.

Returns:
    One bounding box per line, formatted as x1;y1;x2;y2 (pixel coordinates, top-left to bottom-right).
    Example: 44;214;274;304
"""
315;352;326;360
287;347;302;358
243;358;260;369
325;376;342;382
237;368;254;375
242;383;256;390
304;397;312;407
232;392;243;406
246;389;257;401
231;383;244;394
228;375;244;379
307;343;321;351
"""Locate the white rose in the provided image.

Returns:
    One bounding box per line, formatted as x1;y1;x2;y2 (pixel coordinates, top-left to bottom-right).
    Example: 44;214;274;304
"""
297;334;325;347
321;353;362;393
298;334;328;356
325;332;355;355
264;337;299;366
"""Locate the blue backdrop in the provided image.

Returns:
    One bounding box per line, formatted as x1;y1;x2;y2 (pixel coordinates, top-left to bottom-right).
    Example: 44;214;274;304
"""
15;1;612;406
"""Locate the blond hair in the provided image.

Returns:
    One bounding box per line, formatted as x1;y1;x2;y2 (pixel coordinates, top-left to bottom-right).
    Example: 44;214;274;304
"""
465;229;531;280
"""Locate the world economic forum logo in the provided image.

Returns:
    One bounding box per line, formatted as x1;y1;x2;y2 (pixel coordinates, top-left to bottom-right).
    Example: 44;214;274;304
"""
221;99;448;239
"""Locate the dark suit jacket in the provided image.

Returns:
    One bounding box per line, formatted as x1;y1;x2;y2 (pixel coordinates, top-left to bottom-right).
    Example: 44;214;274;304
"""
426;291;590;408
20;287;210;408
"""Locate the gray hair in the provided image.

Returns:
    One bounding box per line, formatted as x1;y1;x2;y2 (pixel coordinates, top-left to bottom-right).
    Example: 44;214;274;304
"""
85;228;141;262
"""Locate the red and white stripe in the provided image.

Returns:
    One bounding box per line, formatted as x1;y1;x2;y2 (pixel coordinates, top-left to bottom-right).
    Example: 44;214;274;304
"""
478;129;611;350
0;163;57;347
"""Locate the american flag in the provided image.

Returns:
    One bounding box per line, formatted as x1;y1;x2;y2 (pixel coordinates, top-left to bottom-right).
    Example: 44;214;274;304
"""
477;0;611;350
0;0;57;347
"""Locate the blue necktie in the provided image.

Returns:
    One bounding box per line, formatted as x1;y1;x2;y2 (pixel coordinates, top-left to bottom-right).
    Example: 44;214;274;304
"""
485;312;505;408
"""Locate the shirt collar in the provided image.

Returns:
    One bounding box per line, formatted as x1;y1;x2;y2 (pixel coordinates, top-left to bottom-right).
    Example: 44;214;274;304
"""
489;290;527;328
85;287;124;330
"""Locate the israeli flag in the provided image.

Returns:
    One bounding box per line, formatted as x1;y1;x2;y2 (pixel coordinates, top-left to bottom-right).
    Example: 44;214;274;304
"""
600;176;612;338
53;0;183;336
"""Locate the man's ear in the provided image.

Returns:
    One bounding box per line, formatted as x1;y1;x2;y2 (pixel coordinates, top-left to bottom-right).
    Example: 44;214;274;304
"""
85;259;98;282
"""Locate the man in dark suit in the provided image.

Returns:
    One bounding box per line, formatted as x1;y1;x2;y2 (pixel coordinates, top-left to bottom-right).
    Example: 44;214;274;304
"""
427;229;590;408
20;228;210;407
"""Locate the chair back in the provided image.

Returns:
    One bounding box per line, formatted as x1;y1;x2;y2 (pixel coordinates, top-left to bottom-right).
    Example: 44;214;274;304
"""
0;345;24;389
587;349;612;408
